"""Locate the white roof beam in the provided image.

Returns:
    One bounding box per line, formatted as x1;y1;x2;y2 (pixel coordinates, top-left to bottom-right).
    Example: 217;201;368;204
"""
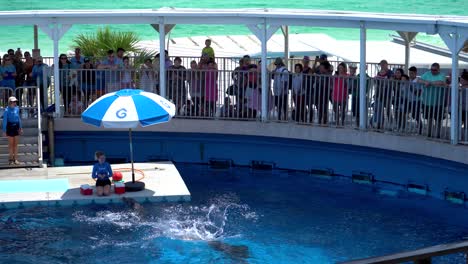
163;17;264;25
0;8;465;35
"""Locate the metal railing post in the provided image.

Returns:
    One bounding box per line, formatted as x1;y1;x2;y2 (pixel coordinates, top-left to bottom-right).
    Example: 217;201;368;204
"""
36;86;43;166
359;22;367;130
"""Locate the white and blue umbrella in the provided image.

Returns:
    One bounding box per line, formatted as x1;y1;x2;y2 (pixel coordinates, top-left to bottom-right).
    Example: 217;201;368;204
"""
81;89;176;191
82;89;175;128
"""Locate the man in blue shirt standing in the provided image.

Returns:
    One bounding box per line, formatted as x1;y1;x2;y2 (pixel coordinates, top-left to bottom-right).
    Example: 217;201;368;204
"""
418;62;447;138
97;49;123;93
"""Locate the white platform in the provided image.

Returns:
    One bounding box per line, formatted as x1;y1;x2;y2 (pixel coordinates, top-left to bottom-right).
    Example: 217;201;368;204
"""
0;162;191;209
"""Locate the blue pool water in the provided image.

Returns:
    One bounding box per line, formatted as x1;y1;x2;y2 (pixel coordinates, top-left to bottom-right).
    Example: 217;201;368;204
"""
1;163;468;263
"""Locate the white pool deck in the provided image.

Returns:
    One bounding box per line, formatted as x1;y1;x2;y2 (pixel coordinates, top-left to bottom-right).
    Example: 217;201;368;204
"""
0;162;191;209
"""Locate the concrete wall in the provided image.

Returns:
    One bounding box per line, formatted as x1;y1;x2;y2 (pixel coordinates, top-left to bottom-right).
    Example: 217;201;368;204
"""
54;118;468;165
53;118;468;200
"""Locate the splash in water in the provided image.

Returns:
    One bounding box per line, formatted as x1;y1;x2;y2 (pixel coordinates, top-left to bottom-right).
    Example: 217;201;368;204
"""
72;193;258;241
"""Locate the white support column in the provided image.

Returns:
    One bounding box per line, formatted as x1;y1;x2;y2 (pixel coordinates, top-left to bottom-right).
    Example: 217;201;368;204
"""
151;23;176;56
359;22;367;130
440;29;467;145
151;23;176;98
450;40;459;144
404;41;410;71
33;25;38;50
53;30;60;116
247;22;279;122
261;23;268;121
397;32;418;71
39;23;71;116
281;26;289;68
159;20;166;98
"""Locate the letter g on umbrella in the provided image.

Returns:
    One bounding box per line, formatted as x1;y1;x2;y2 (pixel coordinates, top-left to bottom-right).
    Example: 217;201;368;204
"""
116;108;127;119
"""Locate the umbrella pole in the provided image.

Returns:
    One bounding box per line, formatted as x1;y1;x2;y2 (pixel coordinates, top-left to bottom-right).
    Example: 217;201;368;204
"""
125;128;144;192
129;128;135;183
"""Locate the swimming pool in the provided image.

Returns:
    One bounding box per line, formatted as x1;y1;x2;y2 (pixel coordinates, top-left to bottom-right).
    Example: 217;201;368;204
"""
1;163;467;263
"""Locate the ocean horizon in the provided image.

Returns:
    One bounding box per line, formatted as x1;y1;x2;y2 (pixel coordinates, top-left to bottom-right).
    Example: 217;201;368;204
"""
0;0;467;56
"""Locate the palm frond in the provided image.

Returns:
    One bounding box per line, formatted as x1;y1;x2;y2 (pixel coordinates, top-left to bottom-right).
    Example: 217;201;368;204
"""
132;49;158;67
72;26;142;59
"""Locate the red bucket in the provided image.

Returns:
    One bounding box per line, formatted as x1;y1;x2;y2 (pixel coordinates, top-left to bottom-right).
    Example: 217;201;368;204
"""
114;182;125;194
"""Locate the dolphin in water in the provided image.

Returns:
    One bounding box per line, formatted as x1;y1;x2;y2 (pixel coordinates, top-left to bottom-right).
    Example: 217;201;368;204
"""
208;240;250;262
121;197;249;262
121;197;145;217
122;197;142;210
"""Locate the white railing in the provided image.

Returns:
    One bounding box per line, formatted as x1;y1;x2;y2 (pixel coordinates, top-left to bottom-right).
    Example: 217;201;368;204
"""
53;68;468;145
0;87;14;109
35;86;43;166
38;55;403;76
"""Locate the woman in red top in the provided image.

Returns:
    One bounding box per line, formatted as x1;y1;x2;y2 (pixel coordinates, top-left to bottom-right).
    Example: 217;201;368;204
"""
332;62;349;126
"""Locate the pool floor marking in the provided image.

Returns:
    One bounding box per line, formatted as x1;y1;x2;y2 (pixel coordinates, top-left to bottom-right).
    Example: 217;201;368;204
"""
209;158;233;170
310;168;334;176
444;190;465;205
378;189;399;197
251;160;275;171
407;183;429;195
352;171;375;185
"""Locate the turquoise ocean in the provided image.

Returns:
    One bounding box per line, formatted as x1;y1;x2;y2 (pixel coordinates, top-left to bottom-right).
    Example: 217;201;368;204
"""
0;0;467;56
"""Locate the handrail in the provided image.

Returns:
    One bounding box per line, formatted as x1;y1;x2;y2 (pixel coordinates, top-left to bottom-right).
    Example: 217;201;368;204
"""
36;86;43;166
340;240;468;264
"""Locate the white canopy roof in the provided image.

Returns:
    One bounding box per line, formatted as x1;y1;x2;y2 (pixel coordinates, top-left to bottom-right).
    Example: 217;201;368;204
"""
0;8;467;35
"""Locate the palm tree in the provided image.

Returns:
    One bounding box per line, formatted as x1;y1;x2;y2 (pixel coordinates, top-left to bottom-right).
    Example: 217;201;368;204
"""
72;26;142;58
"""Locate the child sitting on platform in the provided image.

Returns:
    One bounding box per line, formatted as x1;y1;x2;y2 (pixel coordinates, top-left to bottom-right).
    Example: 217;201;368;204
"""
91;151;113;196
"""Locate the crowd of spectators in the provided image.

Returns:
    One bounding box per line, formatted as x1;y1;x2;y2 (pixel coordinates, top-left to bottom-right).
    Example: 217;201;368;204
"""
1;38;467;139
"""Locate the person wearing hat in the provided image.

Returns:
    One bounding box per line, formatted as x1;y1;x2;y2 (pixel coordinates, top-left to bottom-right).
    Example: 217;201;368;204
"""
312;54;328;74
272;57;289;120
2;96;23;165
